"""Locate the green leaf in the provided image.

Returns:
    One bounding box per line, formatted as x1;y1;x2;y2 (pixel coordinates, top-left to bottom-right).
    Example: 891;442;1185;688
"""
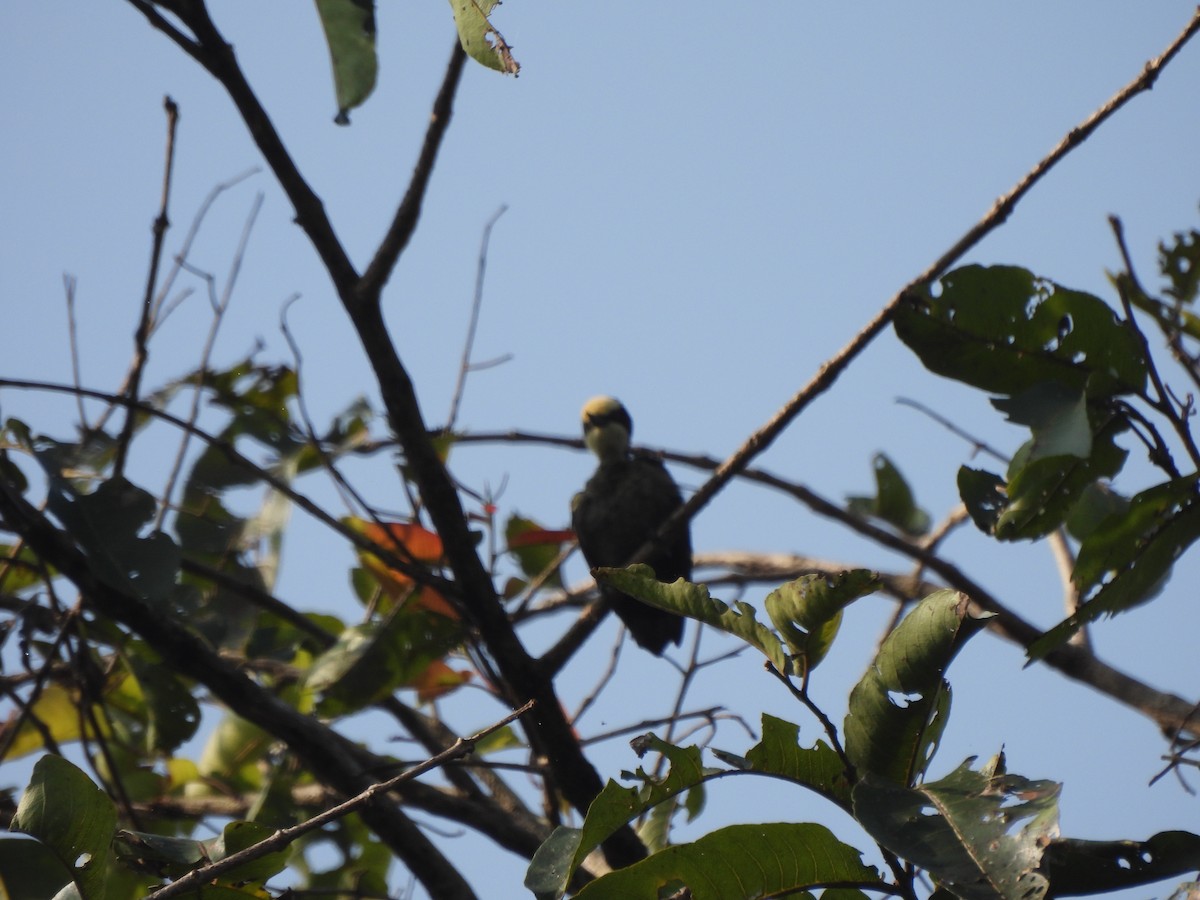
12;756;118;900
306;602;462;714
764;570;879;670
314;0;378;124
994;416;1128;541
505;513;566;588
128;650;201;753
0;836;77;899
740;714;853;809
1064;482;1129;543
447;0;520;74
572;822;880;899
854;754;1060;900
42;474;181;602
896;264;1146;398
1029;477;1200;659
1041;831;1200;896
202;820;292;884
844;591;988;785
526;734;717;898
595;565;792;673
991;382;1091;461
847;454;931;536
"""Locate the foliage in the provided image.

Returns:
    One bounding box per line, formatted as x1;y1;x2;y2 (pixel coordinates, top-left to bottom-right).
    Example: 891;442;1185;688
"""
3;4;1200;900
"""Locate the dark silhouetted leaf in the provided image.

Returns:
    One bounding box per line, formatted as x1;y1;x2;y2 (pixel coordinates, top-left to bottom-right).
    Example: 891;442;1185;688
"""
847;453;931;536
1041;830;1200;896
896;265;1146;398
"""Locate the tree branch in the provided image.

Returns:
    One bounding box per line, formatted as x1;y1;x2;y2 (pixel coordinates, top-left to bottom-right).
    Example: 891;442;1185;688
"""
0;475;480;900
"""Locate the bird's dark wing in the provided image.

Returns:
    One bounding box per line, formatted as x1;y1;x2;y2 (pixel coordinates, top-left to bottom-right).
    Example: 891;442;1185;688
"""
572;456;690;654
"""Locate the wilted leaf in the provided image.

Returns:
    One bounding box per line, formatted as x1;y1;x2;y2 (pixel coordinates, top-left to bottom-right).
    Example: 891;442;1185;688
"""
854;754;1060;900
447;0;520;74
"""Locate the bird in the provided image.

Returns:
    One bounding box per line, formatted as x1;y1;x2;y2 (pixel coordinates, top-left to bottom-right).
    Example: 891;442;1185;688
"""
571;395;691;655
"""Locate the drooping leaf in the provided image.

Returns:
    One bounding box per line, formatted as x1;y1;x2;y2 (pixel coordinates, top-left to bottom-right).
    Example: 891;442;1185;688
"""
12;755;118;900
854;754;1060;900
447;0;520;74
314;0;378;124
764;569;879;671
1040;830;1200;896
1029;477;1200;659
571;822;881;900
895;264;1146;398
595;565;792;673
844;590;988;785
847;454;931;536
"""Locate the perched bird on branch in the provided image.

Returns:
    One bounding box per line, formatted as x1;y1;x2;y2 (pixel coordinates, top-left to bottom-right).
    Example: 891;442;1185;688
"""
571;396;691;655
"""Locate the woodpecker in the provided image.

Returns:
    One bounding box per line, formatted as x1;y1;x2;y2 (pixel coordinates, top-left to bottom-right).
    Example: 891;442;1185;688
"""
571;396;691;655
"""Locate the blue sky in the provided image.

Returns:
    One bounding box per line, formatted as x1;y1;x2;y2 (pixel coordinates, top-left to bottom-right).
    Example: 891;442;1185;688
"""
4;4;1200;897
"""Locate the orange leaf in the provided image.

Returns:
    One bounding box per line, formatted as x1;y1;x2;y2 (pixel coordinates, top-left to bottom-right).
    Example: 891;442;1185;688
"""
346;517;445;599
413;659;473;703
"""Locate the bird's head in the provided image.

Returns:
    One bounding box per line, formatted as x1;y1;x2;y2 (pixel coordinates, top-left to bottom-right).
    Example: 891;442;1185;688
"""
581;395;632;463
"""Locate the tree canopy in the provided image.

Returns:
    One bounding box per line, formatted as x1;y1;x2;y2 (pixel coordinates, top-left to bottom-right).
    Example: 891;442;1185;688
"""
3;4;1200;899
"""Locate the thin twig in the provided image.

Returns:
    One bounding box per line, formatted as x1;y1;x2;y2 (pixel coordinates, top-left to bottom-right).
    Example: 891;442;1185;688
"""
113;96;179;478
155;190;263;531
62;275;87;426
448;205;508;430
147;700;534;899
895;397;1009;465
